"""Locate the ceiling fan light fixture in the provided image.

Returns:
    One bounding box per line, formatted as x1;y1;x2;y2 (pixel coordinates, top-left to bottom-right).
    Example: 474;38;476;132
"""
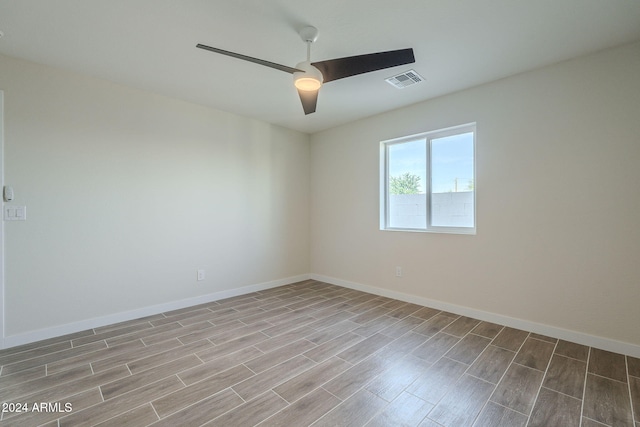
294;76;322;91
293;61;323;91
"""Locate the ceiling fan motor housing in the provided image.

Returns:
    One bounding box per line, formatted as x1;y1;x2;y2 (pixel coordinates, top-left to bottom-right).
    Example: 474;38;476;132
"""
293;61;323;91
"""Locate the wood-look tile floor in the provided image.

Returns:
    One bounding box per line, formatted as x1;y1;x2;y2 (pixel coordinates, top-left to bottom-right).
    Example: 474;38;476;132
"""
1;280;638;427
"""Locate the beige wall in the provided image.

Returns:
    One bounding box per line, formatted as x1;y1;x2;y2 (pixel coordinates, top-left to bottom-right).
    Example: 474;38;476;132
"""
0;54;310;340
2;41;639;353
310;42;640;349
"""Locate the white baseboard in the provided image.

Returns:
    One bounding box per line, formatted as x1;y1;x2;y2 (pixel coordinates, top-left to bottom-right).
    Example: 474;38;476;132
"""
6;272;639;358
1;274;310;349
311;273;640;358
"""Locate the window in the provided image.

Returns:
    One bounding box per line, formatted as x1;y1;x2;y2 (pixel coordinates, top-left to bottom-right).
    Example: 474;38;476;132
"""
380;123;476;234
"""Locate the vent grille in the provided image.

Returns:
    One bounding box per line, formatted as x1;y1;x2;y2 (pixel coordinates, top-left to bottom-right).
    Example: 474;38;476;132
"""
385;69;424;89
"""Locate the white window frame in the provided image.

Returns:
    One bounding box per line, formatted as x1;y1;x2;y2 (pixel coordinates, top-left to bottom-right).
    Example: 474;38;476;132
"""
380;123;476;235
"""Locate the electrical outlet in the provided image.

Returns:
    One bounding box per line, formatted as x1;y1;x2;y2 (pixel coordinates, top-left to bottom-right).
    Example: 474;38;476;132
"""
197;269;205;281
395;267;402;277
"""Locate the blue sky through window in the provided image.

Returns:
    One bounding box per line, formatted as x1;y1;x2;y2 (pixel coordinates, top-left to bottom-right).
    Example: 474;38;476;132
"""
388;132;473;193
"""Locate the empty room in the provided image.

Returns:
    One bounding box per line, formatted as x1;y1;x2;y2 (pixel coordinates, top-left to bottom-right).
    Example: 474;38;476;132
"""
1;1;639;426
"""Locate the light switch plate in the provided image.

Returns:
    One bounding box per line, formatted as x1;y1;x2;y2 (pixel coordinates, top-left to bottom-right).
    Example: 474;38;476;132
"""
4;206;27;221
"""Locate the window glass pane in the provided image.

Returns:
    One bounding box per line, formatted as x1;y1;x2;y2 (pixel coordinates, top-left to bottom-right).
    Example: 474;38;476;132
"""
430;132;474;228
387;139;426;229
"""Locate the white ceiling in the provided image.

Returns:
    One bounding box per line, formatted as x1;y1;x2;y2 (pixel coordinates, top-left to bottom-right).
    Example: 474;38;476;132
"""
1;0;639;134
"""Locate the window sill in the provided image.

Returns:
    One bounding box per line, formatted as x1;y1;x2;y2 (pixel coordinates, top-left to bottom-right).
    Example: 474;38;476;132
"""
380;227;476;235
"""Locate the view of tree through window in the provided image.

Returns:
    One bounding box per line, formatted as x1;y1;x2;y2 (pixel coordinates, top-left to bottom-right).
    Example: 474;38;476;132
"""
389;172;421;195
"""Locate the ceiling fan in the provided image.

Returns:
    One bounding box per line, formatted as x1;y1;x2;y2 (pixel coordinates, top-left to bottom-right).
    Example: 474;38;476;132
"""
196;26;415;115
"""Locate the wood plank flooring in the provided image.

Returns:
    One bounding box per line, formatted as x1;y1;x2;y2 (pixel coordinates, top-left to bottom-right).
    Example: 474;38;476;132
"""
0;280;638;426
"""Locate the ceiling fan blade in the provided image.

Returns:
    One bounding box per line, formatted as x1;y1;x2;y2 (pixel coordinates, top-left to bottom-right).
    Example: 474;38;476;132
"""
312;48;415;83
297;88;319;115
196;44;302;74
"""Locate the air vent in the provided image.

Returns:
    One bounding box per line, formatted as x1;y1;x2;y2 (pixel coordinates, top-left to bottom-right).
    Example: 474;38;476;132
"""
385;69;424;89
